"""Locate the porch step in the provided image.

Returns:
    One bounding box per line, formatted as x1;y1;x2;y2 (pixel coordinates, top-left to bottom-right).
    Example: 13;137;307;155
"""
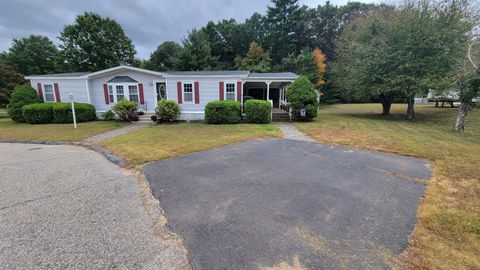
272;112;290;122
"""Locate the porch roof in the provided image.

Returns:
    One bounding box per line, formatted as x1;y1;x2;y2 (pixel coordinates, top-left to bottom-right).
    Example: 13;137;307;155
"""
246;72;298;81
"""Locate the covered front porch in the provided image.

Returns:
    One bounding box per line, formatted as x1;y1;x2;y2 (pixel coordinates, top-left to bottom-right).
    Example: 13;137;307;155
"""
242;73;297;110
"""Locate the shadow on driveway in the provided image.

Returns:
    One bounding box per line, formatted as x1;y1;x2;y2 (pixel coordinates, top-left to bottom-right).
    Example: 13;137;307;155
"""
143;138;431;270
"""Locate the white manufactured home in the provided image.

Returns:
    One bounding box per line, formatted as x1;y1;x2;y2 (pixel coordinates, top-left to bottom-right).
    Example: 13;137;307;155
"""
25;65;298;121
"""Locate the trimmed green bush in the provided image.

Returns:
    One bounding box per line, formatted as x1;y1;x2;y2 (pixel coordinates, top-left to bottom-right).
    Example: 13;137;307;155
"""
112;99;137;122
22;103;53;124
7;84;42;122
155;100;180;122
286;76;318;121
205;100;241;124
244;99;271;123
22;102;96;124
52;102;96;123
101;110;116;121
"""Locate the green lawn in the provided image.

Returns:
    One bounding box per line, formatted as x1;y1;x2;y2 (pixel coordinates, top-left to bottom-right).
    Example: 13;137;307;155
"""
0;118;125;142
100;123;281;165
296;104;480;270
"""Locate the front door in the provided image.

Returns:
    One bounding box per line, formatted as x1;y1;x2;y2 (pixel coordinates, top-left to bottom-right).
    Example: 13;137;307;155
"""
156;83;166;101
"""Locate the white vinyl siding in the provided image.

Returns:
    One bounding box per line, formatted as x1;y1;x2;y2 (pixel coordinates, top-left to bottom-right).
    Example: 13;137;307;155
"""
225;83;236;101
183;83;193;103
43;84;55;102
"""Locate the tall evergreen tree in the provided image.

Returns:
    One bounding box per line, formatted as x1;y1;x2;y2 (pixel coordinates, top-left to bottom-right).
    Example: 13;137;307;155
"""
59;12;136;72
296;48;319;86
178;29;219;71
265;0;302;65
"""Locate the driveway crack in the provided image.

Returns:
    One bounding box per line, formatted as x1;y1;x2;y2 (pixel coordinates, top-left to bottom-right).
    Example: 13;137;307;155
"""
0;175;131;211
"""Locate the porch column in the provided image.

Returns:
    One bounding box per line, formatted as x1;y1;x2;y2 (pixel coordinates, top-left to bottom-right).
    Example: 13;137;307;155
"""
266;81;271;101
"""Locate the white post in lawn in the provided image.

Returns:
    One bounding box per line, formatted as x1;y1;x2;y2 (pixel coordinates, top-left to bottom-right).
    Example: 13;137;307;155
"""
69;93;77;129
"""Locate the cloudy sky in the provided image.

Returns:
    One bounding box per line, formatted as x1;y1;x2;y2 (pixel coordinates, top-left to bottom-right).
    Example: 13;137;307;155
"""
0;0;379;59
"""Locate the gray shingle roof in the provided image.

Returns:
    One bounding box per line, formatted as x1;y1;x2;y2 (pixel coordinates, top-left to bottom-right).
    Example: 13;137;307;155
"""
28;72;92;78
248;72;298;79
164;70;250;76
107;76;137;83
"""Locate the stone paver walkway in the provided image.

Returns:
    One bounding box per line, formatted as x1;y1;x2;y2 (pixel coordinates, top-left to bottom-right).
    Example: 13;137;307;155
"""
83;124;148;143
275;122;316;142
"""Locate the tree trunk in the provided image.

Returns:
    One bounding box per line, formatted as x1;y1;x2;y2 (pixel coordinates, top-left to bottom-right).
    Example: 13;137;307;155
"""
455;101;472;132
380;93;394;116
406;95;415;120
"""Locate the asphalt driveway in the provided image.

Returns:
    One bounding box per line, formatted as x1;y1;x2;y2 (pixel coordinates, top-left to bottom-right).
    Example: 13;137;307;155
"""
0;143;184;270
144;138;431;270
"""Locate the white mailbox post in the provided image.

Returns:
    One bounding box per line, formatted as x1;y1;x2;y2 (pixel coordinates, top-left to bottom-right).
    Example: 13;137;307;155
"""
69;93;77;129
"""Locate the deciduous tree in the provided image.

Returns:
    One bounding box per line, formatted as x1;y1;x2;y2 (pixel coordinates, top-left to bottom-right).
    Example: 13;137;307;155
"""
59;12;136;71
234;42;271;72
149;41;182;71
0;64;26;106
4;35;59;75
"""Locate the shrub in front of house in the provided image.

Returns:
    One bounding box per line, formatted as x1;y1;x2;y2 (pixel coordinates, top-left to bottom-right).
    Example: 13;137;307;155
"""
112;99;137;122
7;84;42;122
155;100;180;122
22;103;54;124
101;110;116;121
286;76;318;121
244;99;271;124
52;103;96;123
22;102;96;124
205;100;241;124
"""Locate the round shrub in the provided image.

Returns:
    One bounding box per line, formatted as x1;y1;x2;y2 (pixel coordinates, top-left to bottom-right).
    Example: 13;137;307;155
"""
205;100;241;124
286;76;318;121
244;99;271;123
7;84;42;122
112;99;137;122
22;103;53;124
155;100;180;122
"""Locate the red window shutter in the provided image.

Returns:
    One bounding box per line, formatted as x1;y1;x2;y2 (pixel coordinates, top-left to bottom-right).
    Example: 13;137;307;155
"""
54;83;61;102
194;81;200;104
219;82;224;100
237;81;242;102
138;83;145;105
177;82;182;104
37;83;44;100
103;84;109;104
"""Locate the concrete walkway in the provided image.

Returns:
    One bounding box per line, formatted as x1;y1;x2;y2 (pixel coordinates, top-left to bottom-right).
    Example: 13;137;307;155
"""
83;124;148;143
276;122;316;142
0;143;188;269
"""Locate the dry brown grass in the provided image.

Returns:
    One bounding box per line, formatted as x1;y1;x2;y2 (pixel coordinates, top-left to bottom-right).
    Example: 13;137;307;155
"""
296;104;480;269
99;123;281;165
0;118;125;141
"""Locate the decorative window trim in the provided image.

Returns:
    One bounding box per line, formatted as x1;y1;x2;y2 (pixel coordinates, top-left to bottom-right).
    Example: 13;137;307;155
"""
107;83;138;103
42;84;56;102
224;81;236;101
182;81;194;104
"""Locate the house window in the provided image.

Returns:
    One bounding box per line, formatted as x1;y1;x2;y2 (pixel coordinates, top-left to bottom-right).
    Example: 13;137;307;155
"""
128;85;139;103
183;83;193;103
225;83;236;101
116;85;124;101
44;84;55;102
108;85;114;103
